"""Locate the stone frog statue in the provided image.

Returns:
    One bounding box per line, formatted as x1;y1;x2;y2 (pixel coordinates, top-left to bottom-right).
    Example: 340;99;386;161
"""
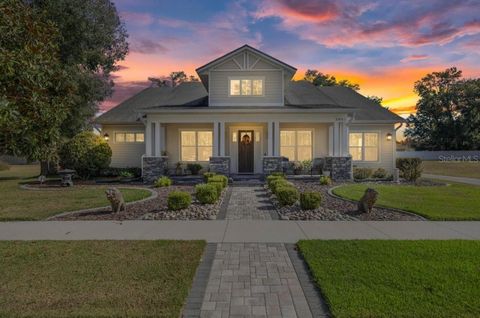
358;188;378;213
105;188;126;213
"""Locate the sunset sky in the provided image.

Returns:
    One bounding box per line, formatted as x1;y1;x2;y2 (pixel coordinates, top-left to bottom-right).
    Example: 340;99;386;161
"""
104;0;480;116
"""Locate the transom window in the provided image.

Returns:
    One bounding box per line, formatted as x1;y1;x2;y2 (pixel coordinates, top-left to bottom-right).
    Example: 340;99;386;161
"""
180;130;213;162
280;130;312;161
349;132;379;161
229;78;264;96
115;132;144;143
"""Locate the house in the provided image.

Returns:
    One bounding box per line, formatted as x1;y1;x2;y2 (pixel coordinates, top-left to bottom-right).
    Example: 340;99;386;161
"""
97;45;403;182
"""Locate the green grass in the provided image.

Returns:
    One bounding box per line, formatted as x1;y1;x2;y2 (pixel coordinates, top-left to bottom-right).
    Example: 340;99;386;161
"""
0;240;205;317
333;182;480;220
0;165;151;221
298;240;480;318
422;161;480;179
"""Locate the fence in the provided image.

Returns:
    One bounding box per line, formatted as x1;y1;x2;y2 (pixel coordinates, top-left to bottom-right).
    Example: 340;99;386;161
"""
396;151;480;161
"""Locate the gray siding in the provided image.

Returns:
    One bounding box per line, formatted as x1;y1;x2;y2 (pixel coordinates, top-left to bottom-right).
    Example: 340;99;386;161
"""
102;124;145;168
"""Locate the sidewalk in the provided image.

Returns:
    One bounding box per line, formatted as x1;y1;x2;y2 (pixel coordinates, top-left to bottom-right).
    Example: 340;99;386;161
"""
0;220;478;241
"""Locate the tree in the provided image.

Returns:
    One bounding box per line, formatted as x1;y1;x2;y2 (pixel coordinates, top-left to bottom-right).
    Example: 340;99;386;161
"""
366;95;383;105
148;72;199;87
304;69;360;90
30;0;129;138
0;0;75;168
405;67;480;150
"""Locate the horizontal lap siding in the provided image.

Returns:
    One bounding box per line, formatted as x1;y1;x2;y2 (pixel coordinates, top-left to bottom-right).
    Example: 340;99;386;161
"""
102;125;145;168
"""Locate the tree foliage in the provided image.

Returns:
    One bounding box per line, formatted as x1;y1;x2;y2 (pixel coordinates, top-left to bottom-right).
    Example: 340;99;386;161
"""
148;71;199;87
0;0;75;162
405;67;480;150
304;69;360;90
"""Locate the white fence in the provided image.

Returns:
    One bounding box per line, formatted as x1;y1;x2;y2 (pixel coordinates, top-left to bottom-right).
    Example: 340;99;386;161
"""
396;151;480;161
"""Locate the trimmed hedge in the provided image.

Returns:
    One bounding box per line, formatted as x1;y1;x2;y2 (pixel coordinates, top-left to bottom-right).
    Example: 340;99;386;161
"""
209;181;224;197
203;172;216;182
269;178;290;194
300;192;321;210
154;176;172;187
208;175;228;188
372;168;388;179
319;175;331;185
276;186;299;206
266;175;284;188
167;191;191;210
353;168;372;180
195;184;218;204
396;157;423;182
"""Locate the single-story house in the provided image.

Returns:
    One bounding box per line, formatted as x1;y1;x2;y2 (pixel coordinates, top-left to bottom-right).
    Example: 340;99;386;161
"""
97;45;404;182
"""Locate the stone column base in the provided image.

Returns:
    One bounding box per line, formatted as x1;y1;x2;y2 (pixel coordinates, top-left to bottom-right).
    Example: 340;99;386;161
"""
209;156;230;175
324;156;352;181
263;156;288;175
142;156;168;183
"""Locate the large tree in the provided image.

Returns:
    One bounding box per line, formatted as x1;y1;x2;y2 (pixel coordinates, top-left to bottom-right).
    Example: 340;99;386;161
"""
30;0;129;137
148;71;199;87
405;67;480;150
0;0;75;165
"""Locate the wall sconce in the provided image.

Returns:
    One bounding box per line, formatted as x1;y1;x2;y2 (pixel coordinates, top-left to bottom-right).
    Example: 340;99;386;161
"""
103;133;110;141
232;132;237;142
386;133;392;141
255;131;260;142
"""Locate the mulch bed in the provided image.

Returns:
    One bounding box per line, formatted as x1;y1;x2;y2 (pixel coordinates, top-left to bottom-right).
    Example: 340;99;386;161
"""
53;185;227;221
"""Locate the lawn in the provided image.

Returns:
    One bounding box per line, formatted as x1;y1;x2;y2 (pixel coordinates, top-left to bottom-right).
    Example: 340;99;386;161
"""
0;165;151;221
0;240;205;317
422;161;480;179
333;182;480;220
298;240;480;318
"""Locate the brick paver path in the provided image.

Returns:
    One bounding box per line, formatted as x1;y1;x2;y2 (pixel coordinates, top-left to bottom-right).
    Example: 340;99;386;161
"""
225;186;276;220
199;243;313;318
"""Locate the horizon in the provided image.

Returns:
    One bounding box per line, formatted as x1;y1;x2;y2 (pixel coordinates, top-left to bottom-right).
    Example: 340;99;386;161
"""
103;0;480;117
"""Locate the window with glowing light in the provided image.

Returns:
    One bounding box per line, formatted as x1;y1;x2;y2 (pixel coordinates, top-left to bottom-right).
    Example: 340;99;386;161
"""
229;78;264;96
280;130;312;161
115;132;144;143
349;132;378;161
180;130;213;161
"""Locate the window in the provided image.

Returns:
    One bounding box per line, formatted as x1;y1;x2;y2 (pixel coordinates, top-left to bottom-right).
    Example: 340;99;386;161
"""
180;130;213;161
115;132;144;143
349;132;379;161
229;78;264;96
280;130;312;161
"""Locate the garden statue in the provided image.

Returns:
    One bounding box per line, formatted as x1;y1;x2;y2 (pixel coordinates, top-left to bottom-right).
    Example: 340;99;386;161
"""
358;188;378;213
58;169;75;187
105;188;126;213
38;175;46;185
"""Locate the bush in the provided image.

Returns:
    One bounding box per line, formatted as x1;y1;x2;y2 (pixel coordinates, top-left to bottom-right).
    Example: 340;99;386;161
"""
319;175;331;185
0;161;10;171
119;170;134;178
99;167;141;178
396;158;423;182
154;176;172;187
267;175;284;188
59;131;112;179
289;161;304;175
203;172;216;182
276;186;299;206
187;163;203;175
269;178;290;194
209;181;224;197
353;168;372;180
208;175;228;188
372;168;388;179
167;191;191;210
270;172;285;177
300;192;321;210
195;184;218;204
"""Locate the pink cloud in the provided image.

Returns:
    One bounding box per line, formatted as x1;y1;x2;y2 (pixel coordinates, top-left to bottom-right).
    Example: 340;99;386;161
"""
400;54;429;63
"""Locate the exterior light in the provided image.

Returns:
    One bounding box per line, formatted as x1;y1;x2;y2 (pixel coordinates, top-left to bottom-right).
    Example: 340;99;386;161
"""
232;132;237;142
103;133;110;141
386;133;392;141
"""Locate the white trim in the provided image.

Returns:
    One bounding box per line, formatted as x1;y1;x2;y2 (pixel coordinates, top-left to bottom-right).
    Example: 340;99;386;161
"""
154;122;161;156
209;69;282;72
250;58;260;69
141;107;355;114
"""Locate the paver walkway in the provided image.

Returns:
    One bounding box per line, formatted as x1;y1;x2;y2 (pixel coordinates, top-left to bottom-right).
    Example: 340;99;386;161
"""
225;185;277;220
199;243;321;318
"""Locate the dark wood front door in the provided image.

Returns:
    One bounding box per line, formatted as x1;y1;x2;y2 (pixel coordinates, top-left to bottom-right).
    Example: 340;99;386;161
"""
238;130;254;173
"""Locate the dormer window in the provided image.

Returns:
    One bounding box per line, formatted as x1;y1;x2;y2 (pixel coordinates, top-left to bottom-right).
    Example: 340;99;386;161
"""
229;77;264;96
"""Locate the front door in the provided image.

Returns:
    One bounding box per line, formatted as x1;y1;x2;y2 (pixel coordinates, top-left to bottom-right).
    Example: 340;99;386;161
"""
238;130;254;173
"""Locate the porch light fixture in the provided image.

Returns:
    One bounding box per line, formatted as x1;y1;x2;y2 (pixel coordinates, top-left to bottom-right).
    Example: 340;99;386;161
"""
386;133;392;141
103;133;110;141
232;132;237;142
255;131;260;142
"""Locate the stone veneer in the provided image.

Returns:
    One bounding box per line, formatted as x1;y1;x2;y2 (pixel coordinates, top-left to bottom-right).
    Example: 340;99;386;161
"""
323;156;352;181
263;156;287;175
209;156;230;175
142;156;168;183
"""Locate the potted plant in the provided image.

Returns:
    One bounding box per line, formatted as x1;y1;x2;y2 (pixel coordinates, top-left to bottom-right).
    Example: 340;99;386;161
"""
118;170;135;183
290;161;304;175
187;163;203;175
175;162;183;176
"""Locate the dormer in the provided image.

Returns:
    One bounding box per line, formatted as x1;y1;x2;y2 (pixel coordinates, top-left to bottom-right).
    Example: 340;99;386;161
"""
196;45;296;106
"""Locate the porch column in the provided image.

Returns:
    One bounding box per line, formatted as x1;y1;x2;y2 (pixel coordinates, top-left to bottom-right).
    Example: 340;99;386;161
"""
333;121;342;156
342;124;349;156
267;121;274;156
154;122;161;156
145;120;153;156
273;121;280;156
328;125;334;156
213;121;219;157
219;121;226;156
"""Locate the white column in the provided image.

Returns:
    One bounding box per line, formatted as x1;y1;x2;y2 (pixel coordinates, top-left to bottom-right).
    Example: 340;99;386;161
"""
219;122;226;156
267;121;273;156
328;125;333;156
145;120;153;156
160;125;166;154
154;122;161;156
213;121;219;157
273;121;280;156
343;124;349;156
333;121;340;156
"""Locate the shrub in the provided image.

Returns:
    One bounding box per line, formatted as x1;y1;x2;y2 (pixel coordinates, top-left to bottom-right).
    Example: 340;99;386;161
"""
300;192;321;210
209;181;224;197
396;158;423;182
319;175;331;185
208;175;228;188
267;175;284;188
0;161;10;171
276;186;299;206
203;172;216;182
59;131;112;179
154;176;172;187
302;159;312;172
289;161;304;175
187;163;203;175
167;191;191;210
119;170;134;178
353;167;372;180
270;172;285;177
195;184;218;204
269;178;290;194
99;167;141;178
372;168;388;179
